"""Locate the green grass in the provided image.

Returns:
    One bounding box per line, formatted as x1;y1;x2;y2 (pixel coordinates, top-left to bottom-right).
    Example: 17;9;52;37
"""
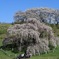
0;24;11;34
49;24;59;37
30;47;59;59
0;46;59;59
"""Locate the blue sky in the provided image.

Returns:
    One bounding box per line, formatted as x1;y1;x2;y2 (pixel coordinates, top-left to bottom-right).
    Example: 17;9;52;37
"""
0;0;59;23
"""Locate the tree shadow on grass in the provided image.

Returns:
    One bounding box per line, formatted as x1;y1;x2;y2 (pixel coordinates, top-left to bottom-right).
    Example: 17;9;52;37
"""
0;44;19;54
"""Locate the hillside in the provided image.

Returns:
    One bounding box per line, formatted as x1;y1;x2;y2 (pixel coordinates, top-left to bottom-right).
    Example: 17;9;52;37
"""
0;24;59;59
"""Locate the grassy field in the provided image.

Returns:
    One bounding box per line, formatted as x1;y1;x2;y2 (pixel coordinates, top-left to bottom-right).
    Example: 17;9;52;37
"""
31;47;59;59
49;24;59;37
0;46;59;59
0;24;59;59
